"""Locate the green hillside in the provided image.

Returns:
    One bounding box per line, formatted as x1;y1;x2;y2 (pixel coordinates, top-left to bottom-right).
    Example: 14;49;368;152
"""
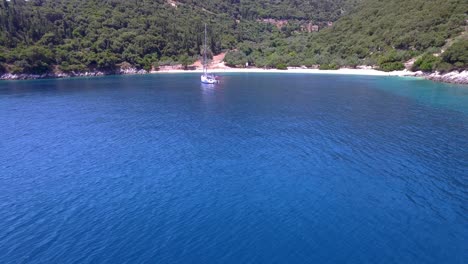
226;0;467;71
177;0;358;20
310;0;468;71
0;0;466;75
0;0;357;74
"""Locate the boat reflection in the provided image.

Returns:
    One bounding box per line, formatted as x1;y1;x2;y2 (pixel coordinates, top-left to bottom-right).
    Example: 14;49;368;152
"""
201;83;216;90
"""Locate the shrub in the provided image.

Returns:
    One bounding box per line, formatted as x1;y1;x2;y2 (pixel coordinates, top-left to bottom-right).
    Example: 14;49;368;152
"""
435;62;455;73
442;41;467;69
96;51;119;70
319;63;339;70
344;56;360;68
413;54;441;72
59;63;87;73
152;61;160;71
276;63;287;70
379;62;405;72
178;54;190;70
224;50;248;67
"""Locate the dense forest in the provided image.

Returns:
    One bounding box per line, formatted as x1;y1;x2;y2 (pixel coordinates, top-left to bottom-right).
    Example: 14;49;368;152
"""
225;0;468;71
0;0;466;75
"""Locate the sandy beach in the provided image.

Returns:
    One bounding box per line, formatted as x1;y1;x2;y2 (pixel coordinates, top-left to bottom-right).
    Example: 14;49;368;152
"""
3;65;466;84
151;67;468;84
152;67;418;77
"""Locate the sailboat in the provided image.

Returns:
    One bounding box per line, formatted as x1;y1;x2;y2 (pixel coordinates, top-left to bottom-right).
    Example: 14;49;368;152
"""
200;24;218;84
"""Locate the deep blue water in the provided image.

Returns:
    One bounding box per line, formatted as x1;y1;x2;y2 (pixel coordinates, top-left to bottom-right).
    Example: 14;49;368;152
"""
0;74;467;263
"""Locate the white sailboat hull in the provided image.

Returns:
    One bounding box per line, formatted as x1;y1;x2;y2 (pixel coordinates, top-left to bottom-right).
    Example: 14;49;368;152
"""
201;74;218;84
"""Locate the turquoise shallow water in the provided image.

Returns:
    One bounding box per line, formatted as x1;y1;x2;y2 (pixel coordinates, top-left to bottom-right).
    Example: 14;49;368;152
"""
0;74;467;263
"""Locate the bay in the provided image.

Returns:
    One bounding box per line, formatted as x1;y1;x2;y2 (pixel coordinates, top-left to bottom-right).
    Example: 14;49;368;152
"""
0;74;467;263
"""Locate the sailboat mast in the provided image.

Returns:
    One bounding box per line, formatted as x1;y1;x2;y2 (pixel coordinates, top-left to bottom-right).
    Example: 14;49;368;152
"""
204;24;207;74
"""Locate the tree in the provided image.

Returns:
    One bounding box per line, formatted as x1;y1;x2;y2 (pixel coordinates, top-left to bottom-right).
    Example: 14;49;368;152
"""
413;54;441;72
224;50;248;67
179;54;190;70
442;41;468;67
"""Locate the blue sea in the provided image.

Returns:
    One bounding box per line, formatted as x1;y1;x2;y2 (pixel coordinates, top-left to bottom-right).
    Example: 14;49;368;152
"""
0;74;467;263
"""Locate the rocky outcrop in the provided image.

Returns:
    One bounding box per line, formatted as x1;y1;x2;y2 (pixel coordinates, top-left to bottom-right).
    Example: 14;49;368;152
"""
0;68;148;80
415;71;468;85
118;68;148;75
0;71;107;80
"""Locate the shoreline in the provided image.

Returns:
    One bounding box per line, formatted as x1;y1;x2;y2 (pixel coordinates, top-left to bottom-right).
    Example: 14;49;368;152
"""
1;68;467;85
153;68;417;76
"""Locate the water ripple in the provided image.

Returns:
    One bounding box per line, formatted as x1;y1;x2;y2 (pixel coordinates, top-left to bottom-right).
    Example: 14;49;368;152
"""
0;74;466;263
